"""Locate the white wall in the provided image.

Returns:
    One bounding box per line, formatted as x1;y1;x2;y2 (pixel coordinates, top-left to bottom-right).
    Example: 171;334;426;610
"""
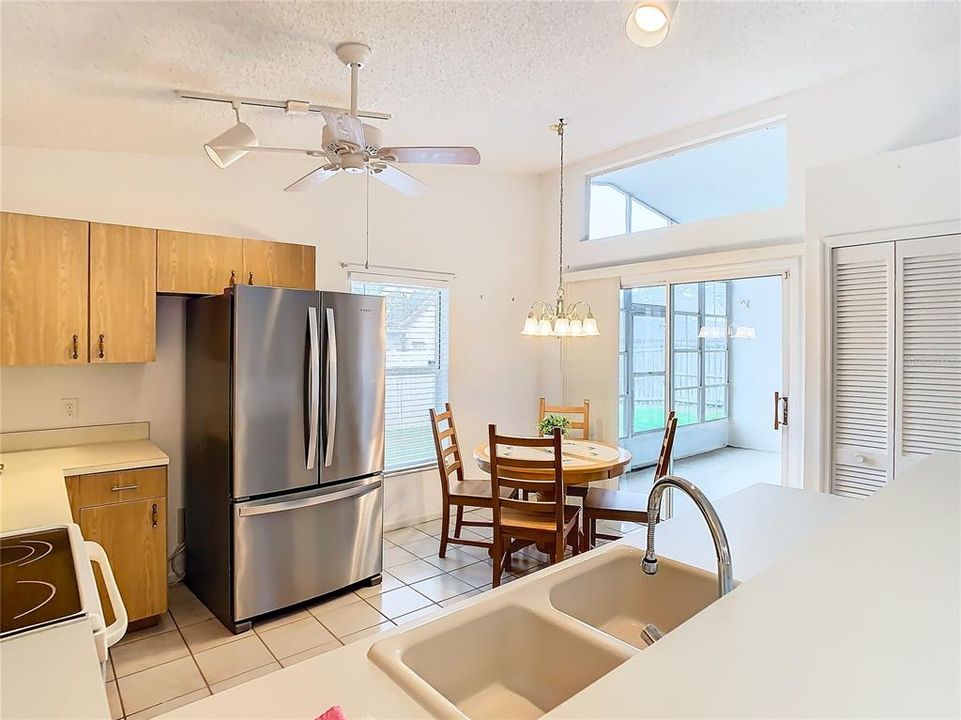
802;137;961;492
544;45;959;490
0;145;544;547
729;275;782;453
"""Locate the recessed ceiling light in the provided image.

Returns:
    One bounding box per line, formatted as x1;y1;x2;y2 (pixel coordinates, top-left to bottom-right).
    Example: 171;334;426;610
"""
626;2;673;48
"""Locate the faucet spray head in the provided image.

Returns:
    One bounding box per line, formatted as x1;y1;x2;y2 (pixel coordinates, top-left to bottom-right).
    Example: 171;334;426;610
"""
641;555;658;575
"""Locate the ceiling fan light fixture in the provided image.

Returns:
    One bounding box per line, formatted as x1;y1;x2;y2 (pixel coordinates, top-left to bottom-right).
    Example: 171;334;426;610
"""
626;2;673;47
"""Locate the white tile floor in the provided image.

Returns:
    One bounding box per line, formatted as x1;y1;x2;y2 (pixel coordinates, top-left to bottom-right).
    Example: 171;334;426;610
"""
105;507;640;719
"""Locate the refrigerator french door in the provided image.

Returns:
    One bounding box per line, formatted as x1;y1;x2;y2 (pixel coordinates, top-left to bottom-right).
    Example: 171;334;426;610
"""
321;291;386;485
185;285;386;633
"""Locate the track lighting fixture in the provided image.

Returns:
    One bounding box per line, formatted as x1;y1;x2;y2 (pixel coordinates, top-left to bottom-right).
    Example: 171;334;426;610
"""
204;101;259;168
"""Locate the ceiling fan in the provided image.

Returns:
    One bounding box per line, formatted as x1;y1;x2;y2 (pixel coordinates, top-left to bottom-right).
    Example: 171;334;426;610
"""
181;43;480;196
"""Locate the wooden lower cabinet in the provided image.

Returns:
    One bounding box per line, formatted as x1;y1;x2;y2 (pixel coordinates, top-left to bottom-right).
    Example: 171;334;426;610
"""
66;466;168;625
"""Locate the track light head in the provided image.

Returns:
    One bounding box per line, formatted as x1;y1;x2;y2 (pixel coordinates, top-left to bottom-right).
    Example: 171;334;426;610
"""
204;102;259;168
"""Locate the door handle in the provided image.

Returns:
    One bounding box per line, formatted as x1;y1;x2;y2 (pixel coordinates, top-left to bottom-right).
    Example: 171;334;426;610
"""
306;306;320;470
325;307;338;468
248;271;254;285
237;480;380;517
110;484;138;492
774;392;788;429
98;334;105;359
151;503;159;528
71;334;79;360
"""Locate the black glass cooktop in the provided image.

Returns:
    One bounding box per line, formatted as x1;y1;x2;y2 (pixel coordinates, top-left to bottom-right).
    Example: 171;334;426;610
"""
1;528;84;638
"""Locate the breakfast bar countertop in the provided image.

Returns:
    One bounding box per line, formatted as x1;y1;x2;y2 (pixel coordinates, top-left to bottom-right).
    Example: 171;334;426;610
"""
160;475;878;720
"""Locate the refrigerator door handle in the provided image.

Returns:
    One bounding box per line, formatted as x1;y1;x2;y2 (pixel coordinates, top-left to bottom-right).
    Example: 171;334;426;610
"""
237;479;380;517
325;307;338;468
306;306;320;470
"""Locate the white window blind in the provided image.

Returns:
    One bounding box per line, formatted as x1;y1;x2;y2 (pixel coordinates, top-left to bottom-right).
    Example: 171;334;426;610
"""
350;275;450;472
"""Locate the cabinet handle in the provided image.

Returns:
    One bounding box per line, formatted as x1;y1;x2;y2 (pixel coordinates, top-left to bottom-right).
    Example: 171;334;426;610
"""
71;334;79;360
230;270;236;286
248;271;254;285
151;503;159;528
98;334;105;359
111;484;139;492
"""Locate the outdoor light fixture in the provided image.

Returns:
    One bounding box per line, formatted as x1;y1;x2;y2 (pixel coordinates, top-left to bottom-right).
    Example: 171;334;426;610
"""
626;2;675;47
204;101;259;168
521;119;600;338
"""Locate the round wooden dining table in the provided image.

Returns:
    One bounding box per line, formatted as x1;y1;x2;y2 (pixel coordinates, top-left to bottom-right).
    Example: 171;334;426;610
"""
472;438;632;488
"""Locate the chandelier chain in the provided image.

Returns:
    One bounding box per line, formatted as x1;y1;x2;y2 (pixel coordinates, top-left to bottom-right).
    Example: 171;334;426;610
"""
555;118;566;303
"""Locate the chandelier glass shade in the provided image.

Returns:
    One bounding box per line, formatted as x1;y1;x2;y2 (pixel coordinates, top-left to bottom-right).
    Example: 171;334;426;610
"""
522;118;599;339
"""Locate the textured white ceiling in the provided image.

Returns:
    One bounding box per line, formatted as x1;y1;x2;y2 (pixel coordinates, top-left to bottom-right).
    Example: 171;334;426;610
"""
1;1;958;172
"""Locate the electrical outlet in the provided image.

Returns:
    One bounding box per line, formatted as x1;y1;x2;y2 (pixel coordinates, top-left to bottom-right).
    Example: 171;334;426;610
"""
61;398;79;419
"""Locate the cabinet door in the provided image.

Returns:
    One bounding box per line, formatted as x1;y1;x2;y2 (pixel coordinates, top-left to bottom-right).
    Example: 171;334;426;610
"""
80;498;167;622
157;230;243;294
1;212;89;365
894;234;961;473
243;239;315;289
90;223;157;363
830;242;895;498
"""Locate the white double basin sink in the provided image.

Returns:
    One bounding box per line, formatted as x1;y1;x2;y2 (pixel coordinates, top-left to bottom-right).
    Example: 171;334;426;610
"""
369;546;726;719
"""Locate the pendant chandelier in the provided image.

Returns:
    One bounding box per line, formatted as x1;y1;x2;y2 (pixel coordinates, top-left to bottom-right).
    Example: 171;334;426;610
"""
521;119;600;338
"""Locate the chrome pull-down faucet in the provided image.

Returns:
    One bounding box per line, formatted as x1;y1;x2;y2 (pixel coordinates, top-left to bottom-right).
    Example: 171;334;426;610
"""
641;475;735;599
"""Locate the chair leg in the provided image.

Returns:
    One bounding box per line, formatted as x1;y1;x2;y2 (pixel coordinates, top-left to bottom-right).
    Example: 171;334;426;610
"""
454;505;464;538
571;528;580;556
492;533;503;588
439;503;451;558
553;534;565;564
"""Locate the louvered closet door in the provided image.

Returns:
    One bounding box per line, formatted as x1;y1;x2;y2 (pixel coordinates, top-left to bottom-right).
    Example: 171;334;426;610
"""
895;234;961;473
831;243;895;498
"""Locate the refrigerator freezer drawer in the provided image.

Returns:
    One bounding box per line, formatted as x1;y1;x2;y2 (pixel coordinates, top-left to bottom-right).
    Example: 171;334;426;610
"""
232;476;383;622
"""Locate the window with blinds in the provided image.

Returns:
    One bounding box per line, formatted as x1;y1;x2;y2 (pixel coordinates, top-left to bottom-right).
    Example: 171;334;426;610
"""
350;275;450;472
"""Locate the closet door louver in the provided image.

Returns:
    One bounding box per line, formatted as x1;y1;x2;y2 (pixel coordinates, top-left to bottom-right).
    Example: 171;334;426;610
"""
895;235;961;473
831;243;895;498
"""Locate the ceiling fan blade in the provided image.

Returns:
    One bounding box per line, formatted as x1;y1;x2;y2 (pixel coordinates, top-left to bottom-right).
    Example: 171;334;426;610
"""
372;163;427;197
283;165;339;192
378;146;481;165
320;109;366;150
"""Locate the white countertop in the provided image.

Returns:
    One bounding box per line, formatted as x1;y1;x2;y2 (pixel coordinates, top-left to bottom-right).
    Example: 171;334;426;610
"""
0;437;169;720
162;480;866;720
0;439;169;531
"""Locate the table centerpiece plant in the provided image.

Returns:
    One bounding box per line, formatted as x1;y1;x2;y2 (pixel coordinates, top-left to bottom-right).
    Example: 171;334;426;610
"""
538;414;572;438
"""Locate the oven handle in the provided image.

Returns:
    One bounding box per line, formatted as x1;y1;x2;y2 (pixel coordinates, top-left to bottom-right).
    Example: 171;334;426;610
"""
237;480;380;517
85;541;128;647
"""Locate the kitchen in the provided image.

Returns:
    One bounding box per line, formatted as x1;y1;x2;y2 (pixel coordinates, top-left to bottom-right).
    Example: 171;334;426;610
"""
1;2;960;719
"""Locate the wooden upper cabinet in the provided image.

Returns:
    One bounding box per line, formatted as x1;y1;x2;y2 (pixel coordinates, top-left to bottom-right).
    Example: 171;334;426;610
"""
157;230;243;295
1;212;89;366
243;239;316;290
89;223;157;363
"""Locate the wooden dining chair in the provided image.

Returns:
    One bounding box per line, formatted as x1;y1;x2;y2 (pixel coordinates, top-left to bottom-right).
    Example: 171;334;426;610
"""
537;397;591;500
430;403;514;558
488;425;581;587
582;411;677;549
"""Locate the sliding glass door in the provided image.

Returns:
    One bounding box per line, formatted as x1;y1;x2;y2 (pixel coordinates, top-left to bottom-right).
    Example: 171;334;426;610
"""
618;275;786;516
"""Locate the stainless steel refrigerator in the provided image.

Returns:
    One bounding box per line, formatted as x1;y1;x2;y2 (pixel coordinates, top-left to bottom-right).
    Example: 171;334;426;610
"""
184;285;385;633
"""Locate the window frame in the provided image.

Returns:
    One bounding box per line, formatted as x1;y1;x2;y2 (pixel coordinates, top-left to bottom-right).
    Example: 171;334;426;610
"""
348;273;451;473
589;181;675;241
